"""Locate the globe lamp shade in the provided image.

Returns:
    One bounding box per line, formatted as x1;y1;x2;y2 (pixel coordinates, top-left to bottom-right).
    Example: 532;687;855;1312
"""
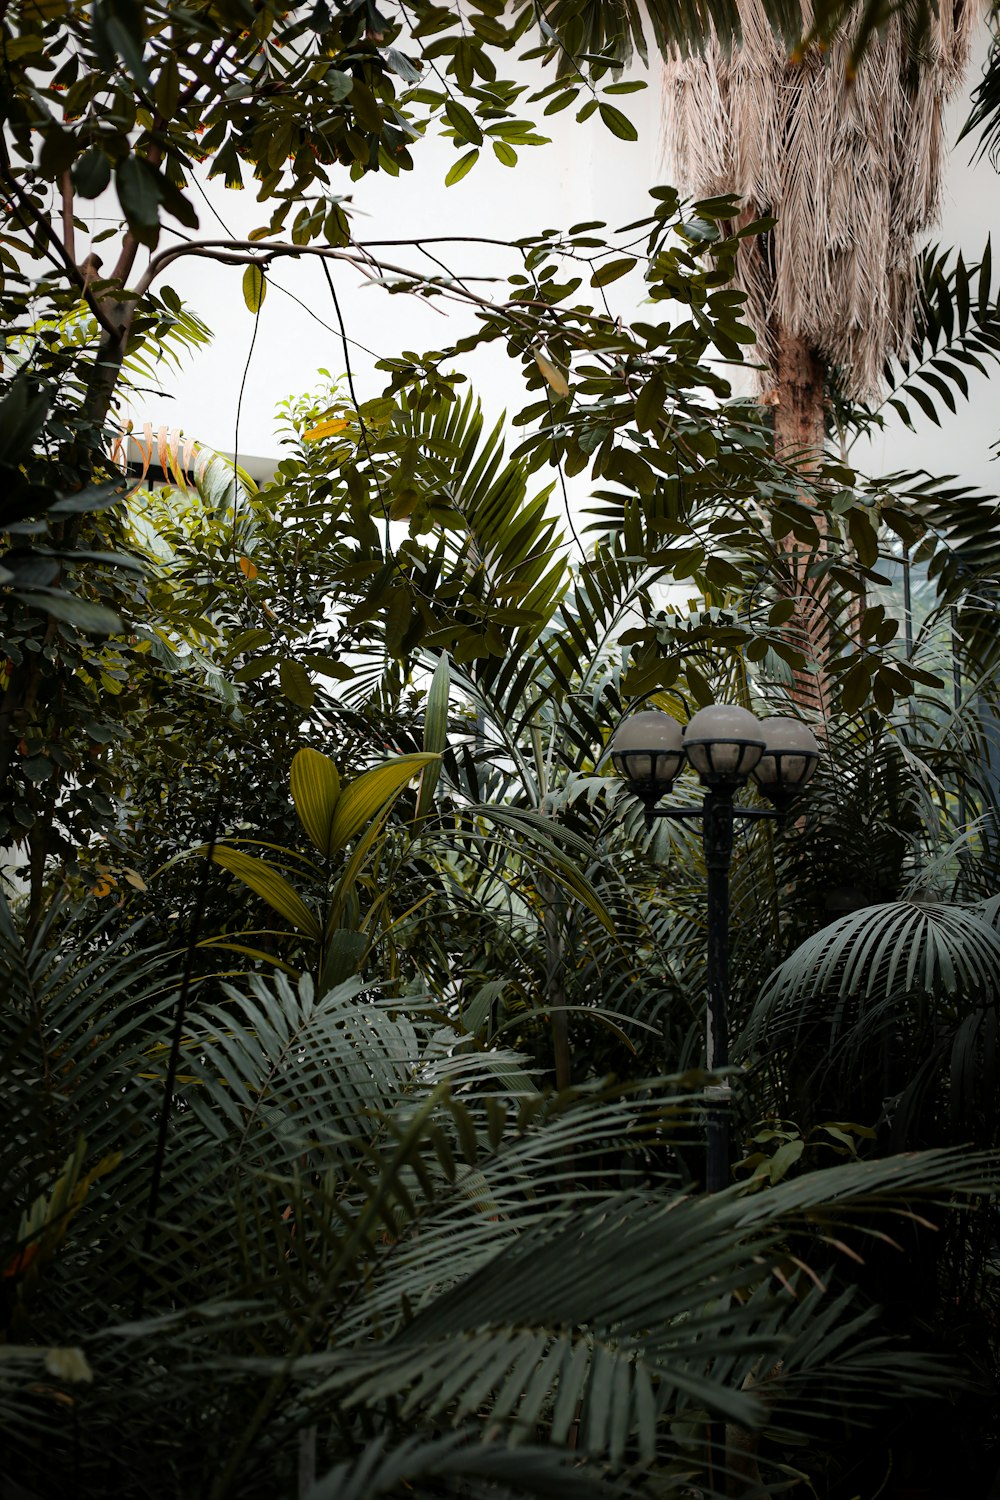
610;711;685;807
682;704;766;785
751;717;821;809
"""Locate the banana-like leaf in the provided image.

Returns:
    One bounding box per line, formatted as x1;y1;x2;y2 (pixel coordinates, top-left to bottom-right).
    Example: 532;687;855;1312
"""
329;800;407;932
290;747;342;857
329;753;439;852
204;844;321;941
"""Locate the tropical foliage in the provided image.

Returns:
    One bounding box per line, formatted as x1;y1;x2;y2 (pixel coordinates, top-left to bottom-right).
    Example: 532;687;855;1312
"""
5;1;1000;1497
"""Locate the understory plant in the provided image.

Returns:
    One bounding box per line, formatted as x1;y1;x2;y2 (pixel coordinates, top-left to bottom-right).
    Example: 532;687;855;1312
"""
2;890;997;1499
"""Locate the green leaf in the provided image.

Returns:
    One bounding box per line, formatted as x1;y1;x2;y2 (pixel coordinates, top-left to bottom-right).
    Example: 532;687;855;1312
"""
329;754;439;852
445;150;479;186
205;845;321;940
543;90;577;115
590;257;637;288
72;147;112;199
767;598;798;626
17;590;121;635
445;100;484;145
634;373;665;430
291;748;342;856
21;755;53;783
326;68;353;101
242;264;267;313
116;156;160;242
415;655;449;824
319;928;368;990
597;103;638;142
768;1139;805;1183
301;654;353;680
847;508;879;569
492;142;517;167
279;659;315;711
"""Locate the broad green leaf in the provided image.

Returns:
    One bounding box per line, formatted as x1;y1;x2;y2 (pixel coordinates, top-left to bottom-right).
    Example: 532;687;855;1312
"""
291;748;342;856
768;598;797;626
301;654;353;680
329;754;439;852
445;149;479;186
280;658;315;711
18;590;121;634
116;156;160;240
73;147;111;199
319;928;368;991
597;103;637;142
444;100;483;145
847;508;879;569
205;845;321;940
242;264;267;313
634;372;665;430
590;257;637;288
326;68;353;101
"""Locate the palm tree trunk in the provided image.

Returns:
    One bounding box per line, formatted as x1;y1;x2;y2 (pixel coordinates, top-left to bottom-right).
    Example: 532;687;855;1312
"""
773;330;825;461
539;876;573;1091
772;329;835;719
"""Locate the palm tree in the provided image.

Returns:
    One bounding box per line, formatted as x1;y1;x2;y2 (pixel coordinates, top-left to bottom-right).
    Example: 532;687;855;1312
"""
661;0;979;457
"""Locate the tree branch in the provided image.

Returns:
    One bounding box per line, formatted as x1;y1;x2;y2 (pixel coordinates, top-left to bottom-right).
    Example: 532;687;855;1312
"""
60;171;75;264
0;152;121;340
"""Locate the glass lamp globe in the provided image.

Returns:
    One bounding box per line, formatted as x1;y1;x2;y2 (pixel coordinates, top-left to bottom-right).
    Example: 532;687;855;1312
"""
751;717;821;809
682;704;766;785
609;711;685;806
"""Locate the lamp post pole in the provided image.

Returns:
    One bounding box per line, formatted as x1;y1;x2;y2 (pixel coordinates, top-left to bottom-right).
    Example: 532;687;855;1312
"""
703;785;735;1194
609;705;821;1195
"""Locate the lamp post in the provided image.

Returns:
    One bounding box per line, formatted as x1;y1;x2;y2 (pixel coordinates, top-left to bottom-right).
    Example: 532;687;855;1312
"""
609;705;820;1194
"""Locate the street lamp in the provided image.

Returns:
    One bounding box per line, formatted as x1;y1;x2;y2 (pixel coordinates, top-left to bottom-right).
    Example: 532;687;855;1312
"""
610;705;820;1193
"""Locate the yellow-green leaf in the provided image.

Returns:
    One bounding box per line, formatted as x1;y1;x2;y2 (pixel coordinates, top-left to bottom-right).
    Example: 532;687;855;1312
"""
291;747;341;856
205;844;320;939
533;350;569;397
328;753;439;852
445;149;479;186
44;1348;93;1384
303;416;350;442
242;263;267;313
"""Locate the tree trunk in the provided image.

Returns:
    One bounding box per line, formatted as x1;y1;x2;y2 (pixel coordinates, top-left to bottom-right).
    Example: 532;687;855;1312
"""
772;330;825;461
539;875;572;1092
771;328;833;721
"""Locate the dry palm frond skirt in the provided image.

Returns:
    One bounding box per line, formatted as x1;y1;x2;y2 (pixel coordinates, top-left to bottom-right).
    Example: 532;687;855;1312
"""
661;0;978;402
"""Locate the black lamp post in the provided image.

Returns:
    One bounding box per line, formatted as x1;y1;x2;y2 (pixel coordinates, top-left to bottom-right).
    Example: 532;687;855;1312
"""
609;705;820;1194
